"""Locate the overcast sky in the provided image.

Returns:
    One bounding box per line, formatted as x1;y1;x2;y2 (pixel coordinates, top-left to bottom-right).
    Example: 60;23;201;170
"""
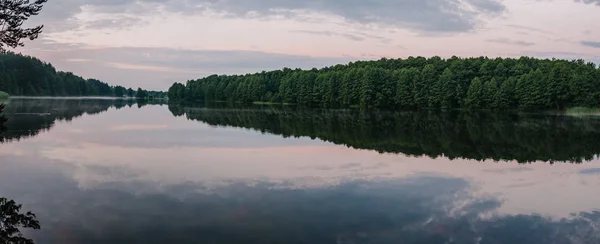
14;0;600;90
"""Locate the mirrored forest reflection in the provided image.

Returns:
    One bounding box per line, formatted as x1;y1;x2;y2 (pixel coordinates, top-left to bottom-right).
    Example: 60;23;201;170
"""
0;98;165;143
169;103;600;164
3;98;600;164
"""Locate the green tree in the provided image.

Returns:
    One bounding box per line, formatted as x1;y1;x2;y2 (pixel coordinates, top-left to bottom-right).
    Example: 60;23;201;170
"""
483;78;498;108
439;68;457;110
516;69;546;110
0;104;6;130
464;77;484;109
395;68;419;109
546;62;570;109
569;65;597;107
136;88;148;99
114;86;125;97
419;64;436;108
479;60;495;82
127;88;135;97
494;77;516;109
166;56;600;111
359;67;376;109
168;83;186;101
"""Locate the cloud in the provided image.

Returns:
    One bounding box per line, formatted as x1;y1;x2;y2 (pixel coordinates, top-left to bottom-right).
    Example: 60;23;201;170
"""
290;30;365;42
108;124;170;131
487;38;535;46
581;41;600;48
33;0;506;34
289;30;392;43
580;168;600;175
65;58;92;62
505;24;552;35
200;0;506;33
105;62;199;73
575;0;600;5
482;167;534;173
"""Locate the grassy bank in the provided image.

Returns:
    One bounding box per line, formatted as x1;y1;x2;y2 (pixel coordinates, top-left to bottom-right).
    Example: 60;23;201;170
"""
565;107;600;115
0;91;9;99
252;101;294;106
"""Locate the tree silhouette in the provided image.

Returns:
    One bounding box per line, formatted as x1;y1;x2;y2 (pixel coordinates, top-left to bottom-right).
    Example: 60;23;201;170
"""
0;104;6;131
0;198;40;244
0;2;44;233
0;0;48;51
0;0;48;133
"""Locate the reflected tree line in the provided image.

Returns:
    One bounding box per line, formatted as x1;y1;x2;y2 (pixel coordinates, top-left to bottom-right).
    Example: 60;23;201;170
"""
170;103;600;163
3;98;600;164
0;99;149;143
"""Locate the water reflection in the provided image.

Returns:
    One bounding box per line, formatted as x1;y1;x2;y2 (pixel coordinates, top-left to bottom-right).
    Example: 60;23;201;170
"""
2;99;600;243
170;104;600;163
4;99;600;164
2;156;600;244
0;98;164;143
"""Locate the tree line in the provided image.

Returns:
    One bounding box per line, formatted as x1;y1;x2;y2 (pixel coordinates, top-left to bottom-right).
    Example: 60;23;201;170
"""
169;104;600;163
0;52;165;99
168;56;600;110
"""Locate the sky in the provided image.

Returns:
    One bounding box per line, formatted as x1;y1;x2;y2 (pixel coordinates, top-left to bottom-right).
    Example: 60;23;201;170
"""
13;0;600;91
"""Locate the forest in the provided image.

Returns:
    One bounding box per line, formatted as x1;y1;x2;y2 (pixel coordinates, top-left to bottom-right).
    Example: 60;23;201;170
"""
168;56;600;111
0;52;165;99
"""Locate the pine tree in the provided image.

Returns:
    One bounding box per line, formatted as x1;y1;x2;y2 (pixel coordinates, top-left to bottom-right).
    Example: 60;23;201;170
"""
395;68;419;109
546;63;570;109
483;78;498;108
464;77;484;109
494;77;516;109
439;68;457;110
419;64;436;108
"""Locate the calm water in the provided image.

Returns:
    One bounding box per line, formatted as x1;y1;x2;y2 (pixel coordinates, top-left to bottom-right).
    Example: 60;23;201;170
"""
2;98;600;244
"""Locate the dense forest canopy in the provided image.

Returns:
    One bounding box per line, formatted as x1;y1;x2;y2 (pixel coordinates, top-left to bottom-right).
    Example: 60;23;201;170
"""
168;56;600;111
0;52;166;98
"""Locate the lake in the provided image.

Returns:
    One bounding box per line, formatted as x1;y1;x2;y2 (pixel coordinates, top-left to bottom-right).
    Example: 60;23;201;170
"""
2;98;600;244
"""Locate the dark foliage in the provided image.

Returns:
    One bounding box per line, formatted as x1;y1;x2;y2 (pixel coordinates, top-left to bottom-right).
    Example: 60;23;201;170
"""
0;197;40;244
0;52;165;98
0;0;48;51
168;56;600;111
0;104;6;131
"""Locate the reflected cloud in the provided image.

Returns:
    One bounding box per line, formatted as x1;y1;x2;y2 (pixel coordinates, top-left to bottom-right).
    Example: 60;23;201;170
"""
482;167;534;174
2;155;600;244
108;124;169;132
579;168;600;175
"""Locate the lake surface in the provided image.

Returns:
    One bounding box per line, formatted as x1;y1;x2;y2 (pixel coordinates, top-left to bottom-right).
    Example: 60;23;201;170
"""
2;98;600;244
